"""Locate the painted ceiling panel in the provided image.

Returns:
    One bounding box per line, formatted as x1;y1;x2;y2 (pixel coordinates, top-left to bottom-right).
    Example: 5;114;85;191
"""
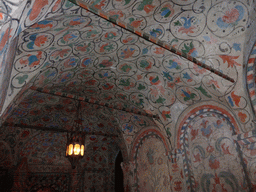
10;11;237;120
1;0;256;158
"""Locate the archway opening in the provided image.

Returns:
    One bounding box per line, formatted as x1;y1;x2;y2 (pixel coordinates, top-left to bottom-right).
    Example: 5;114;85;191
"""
115;151;124;192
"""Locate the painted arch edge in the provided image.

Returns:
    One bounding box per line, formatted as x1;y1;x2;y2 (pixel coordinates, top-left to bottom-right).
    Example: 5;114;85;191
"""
246;41;256;117
175;101;242;149
129;126;171;162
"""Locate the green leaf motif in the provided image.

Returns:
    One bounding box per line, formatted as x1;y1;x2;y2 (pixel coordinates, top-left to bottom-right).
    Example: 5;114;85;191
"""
137;0;153;11
121;65;132;72
166;127;172;137
140;60;149;68
104;44;114;51
161;7;167;12
174;20;182;26
196;86;212;98
86;30;99;38
16;75;28;84
119;79;130;87
124;0;131;5
184;93;196;101
165;113;171;119
182;42;194;54
61;39;66;44
138;84;146;90
54;28;64;32
156;96;166;103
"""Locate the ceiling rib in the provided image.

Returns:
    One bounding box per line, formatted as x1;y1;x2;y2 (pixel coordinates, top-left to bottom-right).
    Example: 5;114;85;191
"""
29;86;159;119
2;122;118;137
68;0;235;83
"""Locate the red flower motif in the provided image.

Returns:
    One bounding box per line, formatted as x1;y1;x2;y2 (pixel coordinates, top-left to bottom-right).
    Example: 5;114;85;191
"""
77;44;89;52
238;112;247;123
154;47;165;54
191;129;199;141
178;26;196;34
122;48;135;59
144;4;155;14
162;110;171;121
222;9;239;23
206;145;214;153
130;19;143;28
84;79;97;86
219;55;241;68
29;0;48;21
35;35;48;47
194;153;201;163
209;158;220;169
51;49;70;58
102;83;114;90
174;181;182;191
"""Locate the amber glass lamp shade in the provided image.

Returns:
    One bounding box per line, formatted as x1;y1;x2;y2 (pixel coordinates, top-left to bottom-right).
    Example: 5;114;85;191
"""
66;143;85;156
65;101;86;169
65;131;85;169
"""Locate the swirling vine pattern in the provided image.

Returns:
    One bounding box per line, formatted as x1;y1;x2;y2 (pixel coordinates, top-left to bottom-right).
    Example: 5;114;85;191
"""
0;0;255;191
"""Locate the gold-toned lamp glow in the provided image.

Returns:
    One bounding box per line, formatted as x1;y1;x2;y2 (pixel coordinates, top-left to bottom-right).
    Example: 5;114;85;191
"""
65;101;86;169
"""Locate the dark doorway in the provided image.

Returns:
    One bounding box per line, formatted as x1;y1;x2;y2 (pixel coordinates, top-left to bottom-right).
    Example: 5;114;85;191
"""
115;151;124;192
0;168;13;191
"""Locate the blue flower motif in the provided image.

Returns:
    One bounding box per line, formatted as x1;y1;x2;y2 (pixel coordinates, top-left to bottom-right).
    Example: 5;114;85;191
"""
123;124;133;132
232;43;241;51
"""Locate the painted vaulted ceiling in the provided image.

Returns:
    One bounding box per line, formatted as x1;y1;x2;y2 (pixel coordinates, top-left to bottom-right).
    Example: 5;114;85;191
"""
0;0;256;158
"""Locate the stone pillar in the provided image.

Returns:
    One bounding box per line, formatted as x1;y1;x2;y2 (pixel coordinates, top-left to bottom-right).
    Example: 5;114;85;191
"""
121;162;130;192
121;161;136;192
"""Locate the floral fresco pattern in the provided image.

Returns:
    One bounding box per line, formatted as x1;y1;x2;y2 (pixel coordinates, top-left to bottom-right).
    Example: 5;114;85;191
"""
0;0;256;191
131;129;185;192
136;136;171;192
179;107;249;191
0;0;253;132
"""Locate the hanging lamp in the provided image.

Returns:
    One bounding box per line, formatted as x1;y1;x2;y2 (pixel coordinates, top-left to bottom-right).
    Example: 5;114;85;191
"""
65;101;85;169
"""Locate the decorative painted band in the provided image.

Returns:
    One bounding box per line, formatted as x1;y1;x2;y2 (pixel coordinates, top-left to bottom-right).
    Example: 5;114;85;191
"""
68;0;235;83
177;105;241;191
233;129;256;146
233;130;256;141
29;86;159;119
238;139;256;146
177;105;240;149
246;42;256;116
131;129;171;162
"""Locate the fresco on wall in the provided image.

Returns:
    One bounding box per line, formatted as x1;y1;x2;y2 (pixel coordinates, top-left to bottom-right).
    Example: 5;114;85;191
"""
178;107;249;191
131;129;185;192
25;173;70;192
242;143;256;190
0;0;256;191
0;129;120;191
136;136;171;191
20;132;68;166
76;135;120;191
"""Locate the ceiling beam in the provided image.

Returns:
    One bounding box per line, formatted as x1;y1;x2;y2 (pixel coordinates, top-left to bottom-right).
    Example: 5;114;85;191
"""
68;0;235;83
2;122;118;137
30;86;159;119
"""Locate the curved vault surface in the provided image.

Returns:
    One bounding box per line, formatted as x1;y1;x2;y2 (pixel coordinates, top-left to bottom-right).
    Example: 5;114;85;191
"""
0;0;256;153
